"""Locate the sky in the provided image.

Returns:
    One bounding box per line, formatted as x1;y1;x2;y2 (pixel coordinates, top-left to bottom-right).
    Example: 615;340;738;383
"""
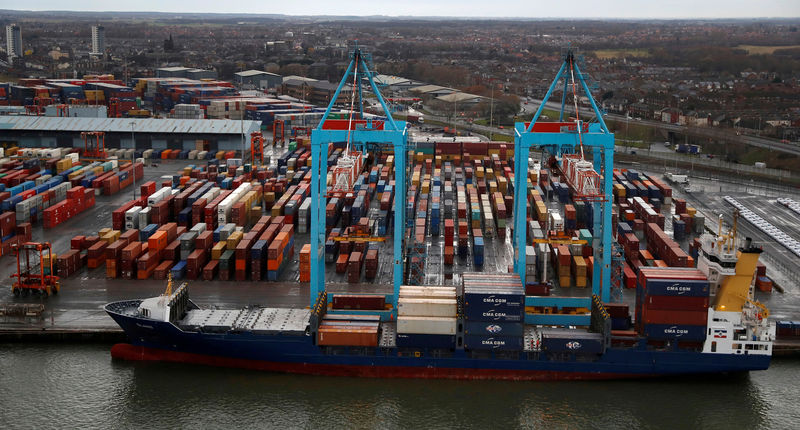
7;0;800;18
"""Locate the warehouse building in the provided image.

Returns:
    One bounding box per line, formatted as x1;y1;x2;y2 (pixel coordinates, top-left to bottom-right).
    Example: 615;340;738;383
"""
0;117;259;152
235;70;283;90
156;67;218;80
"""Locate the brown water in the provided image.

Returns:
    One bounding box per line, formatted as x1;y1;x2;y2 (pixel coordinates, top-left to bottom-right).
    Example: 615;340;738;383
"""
1;344;799;429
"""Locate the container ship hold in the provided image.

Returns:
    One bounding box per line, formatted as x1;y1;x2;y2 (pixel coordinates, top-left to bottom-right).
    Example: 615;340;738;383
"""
106;228;775;381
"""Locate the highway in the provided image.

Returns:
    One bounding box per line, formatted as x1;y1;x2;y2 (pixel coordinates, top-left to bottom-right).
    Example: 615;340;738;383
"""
425;99;800;157
522;97;800;156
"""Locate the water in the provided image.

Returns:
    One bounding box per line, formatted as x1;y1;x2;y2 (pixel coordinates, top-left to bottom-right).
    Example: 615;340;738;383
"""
1;345;799;429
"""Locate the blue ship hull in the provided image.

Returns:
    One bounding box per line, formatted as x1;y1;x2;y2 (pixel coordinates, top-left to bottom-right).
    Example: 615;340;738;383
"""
106;301;771;381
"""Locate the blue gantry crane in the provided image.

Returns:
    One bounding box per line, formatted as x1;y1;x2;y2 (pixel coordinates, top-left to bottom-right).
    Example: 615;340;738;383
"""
513;47;615;325
309;47;408;318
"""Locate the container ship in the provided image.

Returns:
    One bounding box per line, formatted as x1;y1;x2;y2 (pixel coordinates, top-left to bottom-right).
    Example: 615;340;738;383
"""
101;47;776;380
106;224;775;380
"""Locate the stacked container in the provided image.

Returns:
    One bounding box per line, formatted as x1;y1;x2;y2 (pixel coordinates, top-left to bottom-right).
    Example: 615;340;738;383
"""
462;273;525;351
397;285;457;348
636;267;710;342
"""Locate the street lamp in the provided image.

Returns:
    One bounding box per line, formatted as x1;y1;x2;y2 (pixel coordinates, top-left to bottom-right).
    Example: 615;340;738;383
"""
130;120;137;200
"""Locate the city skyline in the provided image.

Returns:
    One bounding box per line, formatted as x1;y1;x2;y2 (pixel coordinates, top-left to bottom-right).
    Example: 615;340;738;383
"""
2;0;798;19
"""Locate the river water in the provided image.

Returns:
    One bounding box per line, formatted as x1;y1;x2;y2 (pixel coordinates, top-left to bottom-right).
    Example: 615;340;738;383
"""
1;344;799;429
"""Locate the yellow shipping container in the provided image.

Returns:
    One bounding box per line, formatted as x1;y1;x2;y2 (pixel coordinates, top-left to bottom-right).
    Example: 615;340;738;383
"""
250;206;262;224
614;183;626;197
421;181;430;194
226;231;243;249
572;256;587;277
211;242;227;260
559;275;572;288
575;276;587;288
687;207;697;217
498;177;508;194
98;228;112;237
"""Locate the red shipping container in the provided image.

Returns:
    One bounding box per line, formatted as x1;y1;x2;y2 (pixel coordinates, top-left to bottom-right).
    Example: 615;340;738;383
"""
642;308;708;326
195;231;214;252
112;201;138;230
203;260;219;281
645;295;709;311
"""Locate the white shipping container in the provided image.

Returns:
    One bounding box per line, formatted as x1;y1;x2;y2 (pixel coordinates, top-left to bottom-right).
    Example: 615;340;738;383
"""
125;206;142;229
526;246;536;264
549;211;564;232
397;316;457;335
397;298;457;317
190;223;207;233
138;206;151;227
148;187;172;206
399;286;457;295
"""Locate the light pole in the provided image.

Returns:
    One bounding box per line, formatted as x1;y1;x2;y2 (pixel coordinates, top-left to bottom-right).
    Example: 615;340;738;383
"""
489;83;494;141
130;120;137;200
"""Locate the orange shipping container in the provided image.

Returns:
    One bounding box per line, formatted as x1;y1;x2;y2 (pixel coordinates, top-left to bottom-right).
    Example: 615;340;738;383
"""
267;253;283;271
148;230;168;253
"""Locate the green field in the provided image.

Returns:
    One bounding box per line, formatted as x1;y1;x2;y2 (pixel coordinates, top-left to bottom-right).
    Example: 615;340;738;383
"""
736;45;800;55
593;49;650;59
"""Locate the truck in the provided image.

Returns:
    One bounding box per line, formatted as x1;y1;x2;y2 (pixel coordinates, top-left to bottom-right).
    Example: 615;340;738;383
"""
675;144;701;155
406;114;424;124
664;173;689;184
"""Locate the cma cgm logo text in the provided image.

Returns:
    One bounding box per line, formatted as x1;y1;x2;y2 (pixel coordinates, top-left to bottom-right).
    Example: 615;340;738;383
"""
663;326;690;335
666;284;692;294
486;324;502;334
483;296;509;304
482;311;508;317
566;341;582;350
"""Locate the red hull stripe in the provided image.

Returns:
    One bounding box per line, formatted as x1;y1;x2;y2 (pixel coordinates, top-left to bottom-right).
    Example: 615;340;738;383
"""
110;344;651;381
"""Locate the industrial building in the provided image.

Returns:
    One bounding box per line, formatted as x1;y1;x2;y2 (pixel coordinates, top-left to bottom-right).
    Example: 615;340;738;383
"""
0;117;259;152
156;67;217;80
235;70;282;90
91;25;105;56
5;24;22;60
281;77;352;105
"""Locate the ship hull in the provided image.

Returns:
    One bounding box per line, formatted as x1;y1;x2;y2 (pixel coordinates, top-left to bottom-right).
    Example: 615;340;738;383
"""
107;307;771;381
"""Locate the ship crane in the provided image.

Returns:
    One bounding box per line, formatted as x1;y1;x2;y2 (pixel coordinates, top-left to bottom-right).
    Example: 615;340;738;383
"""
309;45;407;316
513;46;616;325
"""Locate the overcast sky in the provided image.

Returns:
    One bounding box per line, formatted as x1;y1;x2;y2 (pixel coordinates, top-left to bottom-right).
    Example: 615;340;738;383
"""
7;0;800;18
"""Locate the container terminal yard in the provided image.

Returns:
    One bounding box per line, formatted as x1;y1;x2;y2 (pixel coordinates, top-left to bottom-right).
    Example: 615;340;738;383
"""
0;48;798;380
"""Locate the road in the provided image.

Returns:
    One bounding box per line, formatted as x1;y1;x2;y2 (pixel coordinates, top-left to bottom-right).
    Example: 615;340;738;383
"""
522;98;800;157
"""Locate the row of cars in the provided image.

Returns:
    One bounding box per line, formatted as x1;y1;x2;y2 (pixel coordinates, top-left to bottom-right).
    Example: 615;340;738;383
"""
725;196;800;257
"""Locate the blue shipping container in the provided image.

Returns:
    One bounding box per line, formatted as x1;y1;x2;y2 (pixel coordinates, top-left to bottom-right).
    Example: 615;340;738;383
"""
464;321;524;337
642;324;707;341
464;335;523;351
